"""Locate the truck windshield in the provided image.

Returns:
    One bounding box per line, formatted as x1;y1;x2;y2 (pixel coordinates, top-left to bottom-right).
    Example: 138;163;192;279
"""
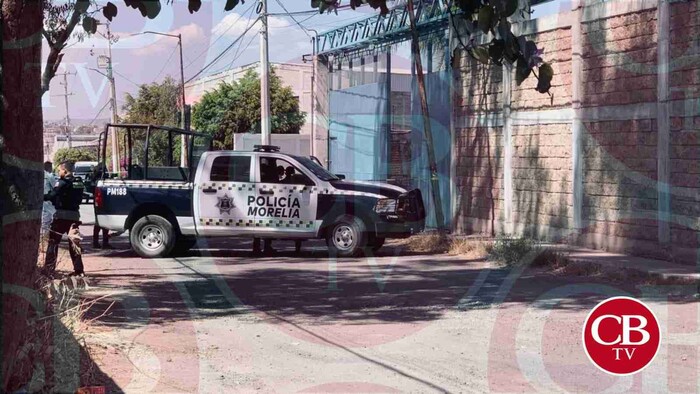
292;155;338;181
74;165;93;174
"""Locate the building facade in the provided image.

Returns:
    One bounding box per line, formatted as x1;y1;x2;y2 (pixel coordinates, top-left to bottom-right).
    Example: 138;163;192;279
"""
314;0;700;264
185;62;314;135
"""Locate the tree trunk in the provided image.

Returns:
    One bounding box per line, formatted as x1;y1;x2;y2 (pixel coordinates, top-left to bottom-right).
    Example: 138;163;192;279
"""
406;0;446;232
1;0;45;390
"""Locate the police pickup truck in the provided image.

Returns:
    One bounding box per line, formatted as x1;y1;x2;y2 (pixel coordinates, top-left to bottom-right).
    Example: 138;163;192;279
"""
95;124;425;258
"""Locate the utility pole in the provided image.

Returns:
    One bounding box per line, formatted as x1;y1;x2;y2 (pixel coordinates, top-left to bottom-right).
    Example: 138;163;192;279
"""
134;31;188;166
54;71;76;148
259;0;271;145
103;22;120;172
177;33;188;166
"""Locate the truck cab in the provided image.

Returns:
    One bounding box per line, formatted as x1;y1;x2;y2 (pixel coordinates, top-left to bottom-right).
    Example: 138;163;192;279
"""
95;124;425;258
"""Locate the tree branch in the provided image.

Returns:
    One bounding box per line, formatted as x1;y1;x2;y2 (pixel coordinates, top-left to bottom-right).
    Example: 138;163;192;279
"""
41;6;82;94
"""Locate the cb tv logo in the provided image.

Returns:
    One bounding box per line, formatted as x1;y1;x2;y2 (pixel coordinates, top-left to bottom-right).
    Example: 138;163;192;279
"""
582;296;661;376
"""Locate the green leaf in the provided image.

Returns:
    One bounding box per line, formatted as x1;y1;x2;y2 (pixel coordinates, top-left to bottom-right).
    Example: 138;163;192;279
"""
188;0;202;13
493;0;519;17
143;1;161;19
515;57;531;85
225;0;239;11
74;0;90;14
82;16;97;34
470;46;490;65
502;32;519;64
103;2;118;21
477;6;494;34
456;0;479;16
488;39;505;65
536;63;554;93
505;0;519;17
497;18;511;41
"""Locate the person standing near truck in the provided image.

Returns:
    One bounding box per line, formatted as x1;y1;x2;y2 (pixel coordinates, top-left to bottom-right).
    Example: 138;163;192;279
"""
90;164;111;249
42;161;56;237
43;161;85;277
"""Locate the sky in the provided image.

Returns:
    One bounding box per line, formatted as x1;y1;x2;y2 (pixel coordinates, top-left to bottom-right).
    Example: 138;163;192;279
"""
42;0;380;122
42;0;568;123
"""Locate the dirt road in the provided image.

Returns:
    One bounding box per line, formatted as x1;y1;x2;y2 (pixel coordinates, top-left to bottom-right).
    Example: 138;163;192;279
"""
73;229;699;393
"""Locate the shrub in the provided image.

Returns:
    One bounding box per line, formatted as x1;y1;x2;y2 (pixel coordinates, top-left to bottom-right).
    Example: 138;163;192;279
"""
489;236;535;265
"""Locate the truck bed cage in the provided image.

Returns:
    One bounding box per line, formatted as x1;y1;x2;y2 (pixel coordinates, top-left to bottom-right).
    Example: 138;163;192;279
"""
99;123;212;182
104;123;210;138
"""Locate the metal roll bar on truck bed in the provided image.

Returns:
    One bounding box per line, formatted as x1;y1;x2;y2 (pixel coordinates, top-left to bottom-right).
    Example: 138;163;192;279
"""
97;123;212;183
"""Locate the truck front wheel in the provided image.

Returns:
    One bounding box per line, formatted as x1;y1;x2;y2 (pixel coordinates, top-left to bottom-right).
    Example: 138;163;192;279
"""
130;215;176;258
326;216;367;258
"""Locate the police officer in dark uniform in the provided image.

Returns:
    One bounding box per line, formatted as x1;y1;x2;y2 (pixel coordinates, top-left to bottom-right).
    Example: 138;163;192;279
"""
43;161;85;277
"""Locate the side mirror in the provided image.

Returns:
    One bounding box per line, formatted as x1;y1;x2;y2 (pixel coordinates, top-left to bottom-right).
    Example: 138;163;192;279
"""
335;174;346;180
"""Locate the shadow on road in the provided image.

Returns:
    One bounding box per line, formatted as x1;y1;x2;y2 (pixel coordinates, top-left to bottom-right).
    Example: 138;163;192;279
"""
82;233;699;332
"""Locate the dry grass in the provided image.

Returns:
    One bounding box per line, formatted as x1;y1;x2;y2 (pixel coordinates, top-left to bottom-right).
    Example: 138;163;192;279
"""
10;234;113;392
401;233;451;254
530;247;571;268
448;238;491;259
399;234;492;259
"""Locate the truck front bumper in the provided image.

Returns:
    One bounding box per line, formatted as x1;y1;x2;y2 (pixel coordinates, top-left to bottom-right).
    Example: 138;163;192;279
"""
375;218;425;239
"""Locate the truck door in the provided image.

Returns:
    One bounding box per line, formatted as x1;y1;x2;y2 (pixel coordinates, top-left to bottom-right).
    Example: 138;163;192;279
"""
193;153;256;236
251;156;318;238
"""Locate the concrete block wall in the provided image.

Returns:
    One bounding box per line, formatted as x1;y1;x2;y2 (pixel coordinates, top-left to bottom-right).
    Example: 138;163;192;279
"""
577;7;662;257
452;50;505;235
668;0;700;262
452;0;700;265
511;123;573;238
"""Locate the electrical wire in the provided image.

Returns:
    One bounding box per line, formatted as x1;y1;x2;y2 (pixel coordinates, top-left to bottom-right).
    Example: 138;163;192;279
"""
220;27;258;73
184;1;256;70
273;0;312;39
88;101;111;126
268;13;317;29
113;69;141;88
267;4;353;16
184;17;260;85
153;43;179;81
215;3;260;74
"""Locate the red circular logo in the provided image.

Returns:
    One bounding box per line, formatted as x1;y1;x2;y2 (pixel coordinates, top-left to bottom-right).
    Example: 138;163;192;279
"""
582;296;661;375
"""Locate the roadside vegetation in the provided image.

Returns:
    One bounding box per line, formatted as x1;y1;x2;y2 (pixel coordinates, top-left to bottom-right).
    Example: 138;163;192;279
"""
53;148;97;166
400;234;697;288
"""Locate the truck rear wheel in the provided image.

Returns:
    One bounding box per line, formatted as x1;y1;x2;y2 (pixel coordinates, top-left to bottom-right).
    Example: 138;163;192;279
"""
326;216;367;258
130;215;175;258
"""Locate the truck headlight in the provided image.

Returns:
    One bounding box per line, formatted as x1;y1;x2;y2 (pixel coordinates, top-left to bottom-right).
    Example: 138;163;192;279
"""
374;198;397;214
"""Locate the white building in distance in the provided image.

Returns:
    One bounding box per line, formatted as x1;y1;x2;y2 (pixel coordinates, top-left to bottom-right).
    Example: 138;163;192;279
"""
185;61;313;135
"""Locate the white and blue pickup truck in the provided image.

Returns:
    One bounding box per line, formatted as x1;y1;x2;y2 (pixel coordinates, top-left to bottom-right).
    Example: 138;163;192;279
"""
94;124;425;258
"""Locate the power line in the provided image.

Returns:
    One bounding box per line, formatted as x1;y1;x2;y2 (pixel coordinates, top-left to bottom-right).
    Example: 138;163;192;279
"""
268;13;317;29
154;43;179;81
184;1;256;70
220;27;259;73
185;17;260;85
214;4;260;74
273;0;312;39
88;101;112;126
113;69;141;88
267;4;353;16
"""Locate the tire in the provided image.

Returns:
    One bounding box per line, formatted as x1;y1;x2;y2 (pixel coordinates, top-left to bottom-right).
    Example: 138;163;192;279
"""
130;215;176;258
172;236;197;256
326;215;367;258
369;236;385;252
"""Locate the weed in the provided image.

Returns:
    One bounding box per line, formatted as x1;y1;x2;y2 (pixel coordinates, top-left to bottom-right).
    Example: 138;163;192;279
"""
448;238;491;259
489;237;535;265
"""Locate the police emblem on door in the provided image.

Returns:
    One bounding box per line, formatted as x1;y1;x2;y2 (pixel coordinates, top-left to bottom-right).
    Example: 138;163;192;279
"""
216;193;235;215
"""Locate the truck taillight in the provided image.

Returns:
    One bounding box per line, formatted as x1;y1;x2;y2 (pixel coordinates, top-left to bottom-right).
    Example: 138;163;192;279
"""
94;187;103;208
